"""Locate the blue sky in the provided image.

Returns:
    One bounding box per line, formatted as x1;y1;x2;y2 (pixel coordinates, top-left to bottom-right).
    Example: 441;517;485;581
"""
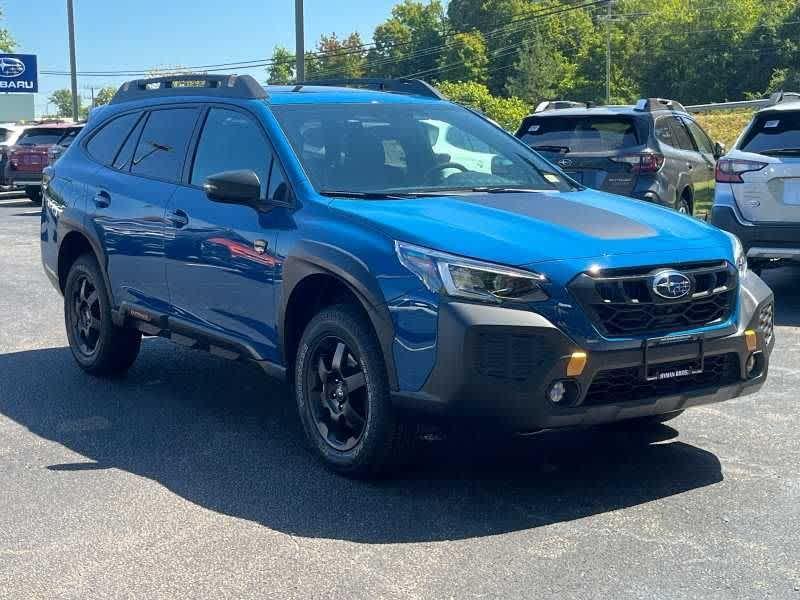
4;0;398;115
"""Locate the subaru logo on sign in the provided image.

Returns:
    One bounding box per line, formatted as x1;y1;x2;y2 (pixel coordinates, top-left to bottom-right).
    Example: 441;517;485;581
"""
652;270;692;299
557;158;573;168
0;54;38;92
0;57;25;77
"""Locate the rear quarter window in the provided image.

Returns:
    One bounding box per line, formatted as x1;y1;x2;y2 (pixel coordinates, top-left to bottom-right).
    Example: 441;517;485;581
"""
740;112;800;154
519;115;640;152
86;112;142;165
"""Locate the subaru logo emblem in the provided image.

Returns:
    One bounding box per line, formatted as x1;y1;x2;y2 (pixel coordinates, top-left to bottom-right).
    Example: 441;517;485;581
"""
652;270;692;299
0;57;25;78
557;158;572;168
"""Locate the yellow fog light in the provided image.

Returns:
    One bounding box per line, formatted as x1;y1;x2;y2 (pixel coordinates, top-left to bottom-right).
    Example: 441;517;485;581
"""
566;351;587;377
744;329;758;352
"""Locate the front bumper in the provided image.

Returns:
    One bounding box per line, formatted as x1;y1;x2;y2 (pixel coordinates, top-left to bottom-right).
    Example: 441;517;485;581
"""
391;273;774;431
712;205;800;261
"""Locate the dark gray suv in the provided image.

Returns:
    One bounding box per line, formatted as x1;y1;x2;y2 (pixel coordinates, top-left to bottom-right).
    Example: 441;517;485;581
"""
515;98;725;217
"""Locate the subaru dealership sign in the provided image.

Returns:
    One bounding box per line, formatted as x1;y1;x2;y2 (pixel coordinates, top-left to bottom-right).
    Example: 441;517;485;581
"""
0;54;38;92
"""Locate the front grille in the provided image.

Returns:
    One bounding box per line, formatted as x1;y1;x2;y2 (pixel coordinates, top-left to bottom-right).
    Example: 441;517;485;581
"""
569;261;737;336
584;352;741;406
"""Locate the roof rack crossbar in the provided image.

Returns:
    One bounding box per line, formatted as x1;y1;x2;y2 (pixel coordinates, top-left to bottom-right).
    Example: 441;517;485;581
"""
110;74;267;104
634;97;687;113
297;78;445;100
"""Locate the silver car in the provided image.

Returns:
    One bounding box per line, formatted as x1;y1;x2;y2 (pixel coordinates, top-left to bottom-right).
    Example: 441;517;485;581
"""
711;94;800;273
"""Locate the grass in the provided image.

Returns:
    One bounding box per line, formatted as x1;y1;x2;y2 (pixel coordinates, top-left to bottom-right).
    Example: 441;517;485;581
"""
693;109;754;149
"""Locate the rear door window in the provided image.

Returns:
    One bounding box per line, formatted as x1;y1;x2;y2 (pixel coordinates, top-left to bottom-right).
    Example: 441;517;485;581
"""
740;112;800;154
131;108;200;182
656;115;695;151
86;112;142;165
520;116;640;152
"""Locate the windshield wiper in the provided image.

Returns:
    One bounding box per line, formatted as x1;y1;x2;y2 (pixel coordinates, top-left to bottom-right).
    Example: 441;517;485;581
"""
759;148;800;155
531;144;570;153
319;190;418;199
470;186;548;193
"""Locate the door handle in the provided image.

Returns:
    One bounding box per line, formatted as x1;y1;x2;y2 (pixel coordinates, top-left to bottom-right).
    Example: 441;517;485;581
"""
168;208;189;228
93;190;111;208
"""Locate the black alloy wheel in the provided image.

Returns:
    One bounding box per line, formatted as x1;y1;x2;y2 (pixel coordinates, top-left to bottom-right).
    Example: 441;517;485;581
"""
307;335;368;452
69;275;102;357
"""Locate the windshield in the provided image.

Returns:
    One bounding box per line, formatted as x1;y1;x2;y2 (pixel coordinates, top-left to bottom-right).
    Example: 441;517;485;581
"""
16;128;69;146
740;112;800;154
519;115;640;153
271;102;576;195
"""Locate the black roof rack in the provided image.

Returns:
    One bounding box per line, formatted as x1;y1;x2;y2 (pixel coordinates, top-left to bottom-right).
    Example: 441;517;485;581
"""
110;74;267;104
533;100;593;113
634;97;686;113
297;78;445;100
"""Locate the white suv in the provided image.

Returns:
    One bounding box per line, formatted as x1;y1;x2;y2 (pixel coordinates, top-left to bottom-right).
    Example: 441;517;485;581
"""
712;95;800;273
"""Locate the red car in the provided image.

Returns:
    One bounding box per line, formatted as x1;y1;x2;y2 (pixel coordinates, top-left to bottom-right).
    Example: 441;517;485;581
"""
6;123;83;203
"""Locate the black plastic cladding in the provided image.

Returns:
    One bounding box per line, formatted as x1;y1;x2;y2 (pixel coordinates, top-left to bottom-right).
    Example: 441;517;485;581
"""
110;74;268;104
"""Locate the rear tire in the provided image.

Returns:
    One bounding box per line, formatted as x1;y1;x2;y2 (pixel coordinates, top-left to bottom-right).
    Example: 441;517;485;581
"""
64;254;141;376
676;196;691;215
26;187;42;204
295;304;413;478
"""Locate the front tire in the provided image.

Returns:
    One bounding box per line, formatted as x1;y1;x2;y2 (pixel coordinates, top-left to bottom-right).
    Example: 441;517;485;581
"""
64;254;141;376
295;304;412;478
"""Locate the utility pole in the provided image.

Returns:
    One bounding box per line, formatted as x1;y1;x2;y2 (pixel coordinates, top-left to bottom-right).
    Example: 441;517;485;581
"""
66;0;79;120
605;0;612;104
295;0;305;82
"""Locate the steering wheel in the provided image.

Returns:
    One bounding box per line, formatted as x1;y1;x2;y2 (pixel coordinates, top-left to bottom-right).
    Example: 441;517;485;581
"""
424;162;469;184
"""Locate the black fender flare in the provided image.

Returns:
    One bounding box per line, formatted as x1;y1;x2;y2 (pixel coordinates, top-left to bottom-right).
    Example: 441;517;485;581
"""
278;239;399;390
56;217;115;307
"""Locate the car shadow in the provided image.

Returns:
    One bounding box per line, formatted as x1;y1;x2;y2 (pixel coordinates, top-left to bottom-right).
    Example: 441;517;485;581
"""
760;266;800;327
0;342;723;543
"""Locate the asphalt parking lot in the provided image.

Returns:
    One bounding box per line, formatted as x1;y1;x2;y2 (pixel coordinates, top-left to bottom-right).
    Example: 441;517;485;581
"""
1;191;798;599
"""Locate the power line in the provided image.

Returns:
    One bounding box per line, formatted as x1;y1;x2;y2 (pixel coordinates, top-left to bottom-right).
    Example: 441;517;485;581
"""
42;0;607;78
310;0;608;80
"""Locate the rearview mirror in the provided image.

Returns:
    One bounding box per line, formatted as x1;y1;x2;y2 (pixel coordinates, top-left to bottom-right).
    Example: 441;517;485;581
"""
713;141;726;159
203;170;262;208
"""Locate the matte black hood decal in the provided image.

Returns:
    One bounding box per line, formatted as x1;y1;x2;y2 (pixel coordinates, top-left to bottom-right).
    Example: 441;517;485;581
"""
458;193;657;240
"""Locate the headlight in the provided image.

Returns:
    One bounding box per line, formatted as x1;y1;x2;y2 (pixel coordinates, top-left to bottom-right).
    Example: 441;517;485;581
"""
723;231;747;277
395;241;548;303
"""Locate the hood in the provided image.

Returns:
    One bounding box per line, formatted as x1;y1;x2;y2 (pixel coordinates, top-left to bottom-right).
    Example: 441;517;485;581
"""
330;189;731;266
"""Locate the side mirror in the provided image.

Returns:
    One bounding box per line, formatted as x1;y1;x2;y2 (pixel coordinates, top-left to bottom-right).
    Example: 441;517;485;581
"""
203;170;262;208
713;141;726;159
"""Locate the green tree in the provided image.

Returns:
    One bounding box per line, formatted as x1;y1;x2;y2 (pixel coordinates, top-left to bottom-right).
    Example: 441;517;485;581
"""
0;7;15;52
93;86;117;107
367;0;445;78
314;32;367;79
437;81;528;131
436;31;488;84
506;34;565;103
48;89;79;118
268;46;295;84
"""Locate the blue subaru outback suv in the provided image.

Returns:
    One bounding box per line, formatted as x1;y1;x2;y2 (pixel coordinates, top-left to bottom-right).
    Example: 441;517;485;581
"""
41;75;774;477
